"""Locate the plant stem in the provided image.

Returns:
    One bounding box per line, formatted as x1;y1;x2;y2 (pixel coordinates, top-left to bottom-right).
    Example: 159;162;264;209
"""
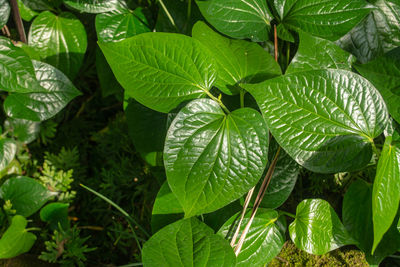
371;141;380;158
158;0;178;32
10;0;26;43
240;89;245;108
234;147;281;255
286;43;290;69
203;89;230;113
279;210;296;219
274;24;278;62
230;186;254;247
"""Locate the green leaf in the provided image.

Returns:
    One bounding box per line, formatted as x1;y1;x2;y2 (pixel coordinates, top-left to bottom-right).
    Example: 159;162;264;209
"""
99;32;216;113
126;100;168;166
243;69;388;173
95;47;123;98
218;209;286;266
151;182;184;233
0;176;54;217
261;139;299;209
338;0;400;63
28;11;88;79
0;215;36;259
0;37;42;93
0;0;10;28
64;0;126;13
372;136;400;252
289;199;355;255
343;179;400;265
142;217;236;267
95;7;150;43
4;60;81;122
18;0;39;21
40;202;69;230
196;0;273;42
286;32;356;74
192;21;281;95
4;118;40;144
0;139;17;172
354;48;400;124
21;0;62;11
277;0;374;41
164;99;268;217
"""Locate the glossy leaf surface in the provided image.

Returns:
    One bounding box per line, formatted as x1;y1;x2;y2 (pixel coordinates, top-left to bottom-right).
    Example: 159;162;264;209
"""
372;136;400;252
276;0;373;41
289;199;355;255
95;7;150;43
0;37;41;93
126;100;168;166
18;0;39;21
0;215;36;259
21;0;62;10
164;99;268;217
0;139;17;172
100;33;216;113
338;0;400;63
95;47;123;98
343;179;400;265
196;0;273;42
0;176;53;217
355;48;400;124
244;69;388;173
40;202;69;230
219;209;286;266
0;0;10;27
4;118;40;144
4;60;81;122
192;21;281;95
28;11;88;79
286;32;356;74
142;217;236;267
64;0;124;13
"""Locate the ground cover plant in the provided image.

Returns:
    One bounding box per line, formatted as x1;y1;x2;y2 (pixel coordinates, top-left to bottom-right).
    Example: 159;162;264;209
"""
0;0;400;266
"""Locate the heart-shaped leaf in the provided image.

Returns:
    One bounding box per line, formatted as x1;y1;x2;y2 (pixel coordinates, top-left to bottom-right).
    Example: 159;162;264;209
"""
0;215;36;259
372;136;400;252
289;199;355;255
196;0;273;42
354;48;400;124
40;202;69;230
192;21;281;95
243;69;389;173
164;99;268;217
0;176;54;217
142;217;236;267
28;11;88;79
95;7;150;43
218;209;286;266
343;179;400;265
4;118;40;144
286;32;356;74
18;0;39;21
0;139;17;172
99;32;217;113
0;37;41;93
4;60;81;122
275;0;373;41
0;0;10;28
338;0;400;63
21;0;62;11
64;0;124;13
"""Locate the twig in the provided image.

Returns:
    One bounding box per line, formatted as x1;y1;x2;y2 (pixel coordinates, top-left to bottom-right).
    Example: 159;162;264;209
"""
10;0;26;43
234;147;281;255
1;25;11;37
274;24;278;62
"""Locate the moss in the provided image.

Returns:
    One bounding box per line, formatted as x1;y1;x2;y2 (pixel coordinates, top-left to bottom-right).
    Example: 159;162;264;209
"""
269;241;368;267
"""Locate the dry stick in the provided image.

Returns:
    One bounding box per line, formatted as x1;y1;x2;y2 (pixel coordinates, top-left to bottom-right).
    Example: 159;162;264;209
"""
1;25;11;37
234;147;281;255
230;186;255;247
10;0;26;43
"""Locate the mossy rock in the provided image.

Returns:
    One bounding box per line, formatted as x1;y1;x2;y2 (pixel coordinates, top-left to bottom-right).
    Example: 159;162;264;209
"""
270;241;368;267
